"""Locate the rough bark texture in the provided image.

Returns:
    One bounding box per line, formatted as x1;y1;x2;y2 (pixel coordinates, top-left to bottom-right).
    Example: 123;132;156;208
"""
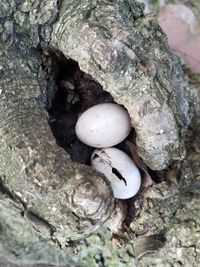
0;196;79;267
51;0;194;170
0;0;114;245
0;0;197;266
69;94;200;267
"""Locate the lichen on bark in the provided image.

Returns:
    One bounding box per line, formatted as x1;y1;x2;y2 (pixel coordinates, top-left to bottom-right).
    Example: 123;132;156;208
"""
0;0;114;247
51;0;194;170
0;0;196;266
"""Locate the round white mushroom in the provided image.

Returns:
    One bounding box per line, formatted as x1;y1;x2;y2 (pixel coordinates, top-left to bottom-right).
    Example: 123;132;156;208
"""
91;148;141;199
75;103;131;148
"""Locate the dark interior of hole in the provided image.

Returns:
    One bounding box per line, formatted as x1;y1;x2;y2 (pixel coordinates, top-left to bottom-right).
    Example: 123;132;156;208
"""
48;54;114;164
47;53;164;183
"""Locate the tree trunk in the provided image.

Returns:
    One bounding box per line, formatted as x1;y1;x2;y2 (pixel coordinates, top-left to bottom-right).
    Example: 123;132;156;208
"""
0;0;198;266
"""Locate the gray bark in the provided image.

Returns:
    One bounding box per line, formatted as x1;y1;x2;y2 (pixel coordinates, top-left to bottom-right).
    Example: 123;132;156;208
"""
0;0;196;266
51;0;194;170
0;0;114;245
0;196;79;267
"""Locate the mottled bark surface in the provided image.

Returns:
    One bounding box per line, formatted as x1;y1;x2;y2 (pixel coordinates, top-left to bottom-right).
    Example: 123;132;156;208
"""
70;78;200;266
0;0;197;266
0;196;79;267
0;0;114;245
51;0;193;170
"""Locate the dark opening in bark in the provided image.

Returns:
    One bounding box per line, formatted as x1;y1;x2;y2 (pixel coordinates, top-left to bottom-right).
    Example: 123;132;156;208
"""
46;52;165;182
47;53;114;164
42;51;167;234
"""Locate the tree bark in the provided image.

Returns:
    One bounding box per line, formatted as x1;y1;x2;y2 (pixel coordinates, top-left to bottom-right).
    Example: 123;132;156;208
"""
0;0;196;266
0;0;114;245
51;0;193;169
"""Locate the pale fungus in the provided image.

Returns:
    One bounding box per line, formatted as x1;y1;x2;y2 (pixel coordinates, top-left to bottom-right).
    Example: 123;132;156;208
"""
91;148;141;199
